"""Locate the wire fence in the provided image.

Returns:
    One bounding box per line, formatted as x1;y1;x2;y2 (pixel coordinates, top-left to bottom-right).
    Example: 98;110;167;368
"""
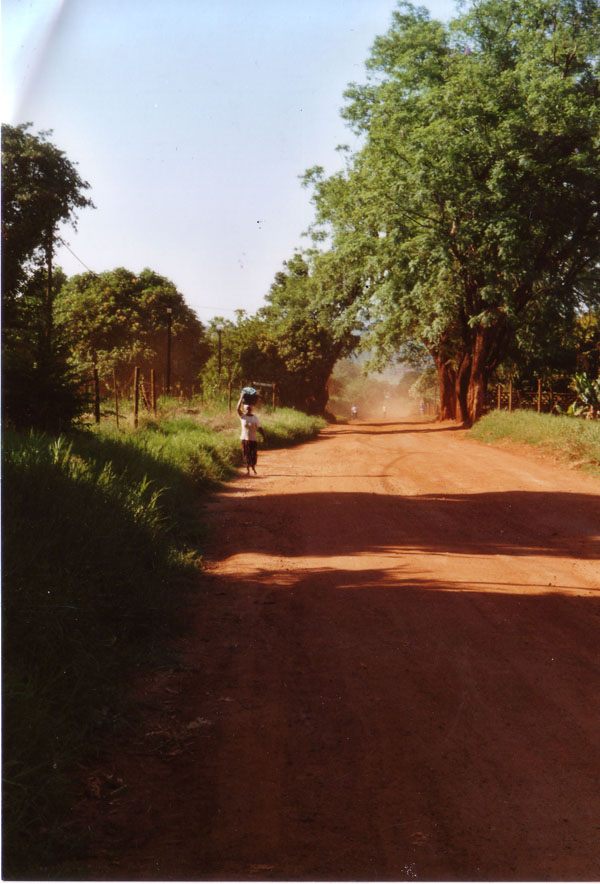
493;382;574;414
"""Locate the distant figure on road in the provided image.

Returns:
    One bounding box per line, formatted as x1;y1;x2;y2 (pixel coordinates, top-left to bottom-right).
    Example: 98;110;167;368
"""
351;404;358;420
382;403;387;419
237;393;266;475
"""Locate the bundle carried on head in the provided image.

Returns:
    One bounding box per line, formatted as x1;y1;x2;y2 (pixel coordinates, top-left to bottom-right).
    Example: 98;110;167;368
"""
241;386;259;405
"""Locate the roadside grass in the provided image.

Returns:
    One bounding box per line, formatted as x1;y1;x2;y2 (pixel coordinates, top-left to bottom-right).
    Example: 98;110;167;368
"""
258;407;327;446
470;410;600;477
3;430;189;878
2;404;325;878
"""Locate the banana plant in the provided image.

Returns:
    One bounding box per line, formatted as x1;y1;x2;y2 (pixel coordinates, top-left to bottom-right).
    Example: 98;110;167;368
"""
568;373;600;419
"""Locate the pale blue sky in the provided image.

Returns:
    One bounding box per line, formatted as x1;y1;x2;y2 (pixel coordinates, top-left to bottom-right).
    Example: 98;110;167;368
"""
3;0;459;322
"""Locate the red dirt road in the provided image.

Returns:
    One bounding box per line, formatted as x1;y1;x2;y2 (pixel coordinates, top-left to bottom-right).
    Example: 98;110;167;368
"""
78;420;600;881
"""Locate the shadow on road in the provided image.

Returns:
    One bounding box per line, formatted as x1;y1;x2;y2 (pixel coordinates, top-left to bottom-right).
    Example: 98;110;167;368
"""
178;563;600;882
206;488;600;560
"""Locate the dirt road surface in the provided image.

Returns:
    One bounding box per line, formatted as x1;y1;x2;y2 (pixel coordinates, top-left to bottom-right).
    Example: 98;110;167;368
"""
76;420;600;881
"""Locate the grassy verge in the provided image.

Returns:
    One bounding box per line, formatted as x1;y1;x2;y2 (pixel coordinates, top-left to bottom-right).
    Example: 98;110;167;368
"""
2;406;325;878
469;410;600;476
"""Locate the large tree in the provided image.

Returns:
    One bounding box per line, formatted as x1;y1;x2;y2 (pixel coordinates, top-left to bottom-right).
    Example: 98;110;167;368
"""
199;253;361;414
257;252;360;414
305;0;600;424
200;311;271;403
56;268;209;395
2;124;94;430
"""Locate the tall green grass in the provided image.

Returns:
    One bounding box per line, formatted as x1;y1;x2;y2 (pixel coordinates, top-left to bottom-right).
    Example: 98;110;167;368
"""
2;406;325;878
470;410;600;476
259;407;327;446
3;431;189;877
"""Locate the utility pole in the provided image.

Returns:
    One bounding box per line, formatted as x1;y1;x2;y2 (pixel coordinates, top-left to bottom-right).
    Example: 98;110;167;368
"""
215;322;225;385
166;307;173;395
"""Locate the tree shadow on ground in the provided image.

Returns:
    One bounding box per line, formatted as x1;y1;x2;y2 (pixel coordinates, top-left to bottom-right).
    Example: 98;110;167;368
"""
206;488;600;560
179;564;600;882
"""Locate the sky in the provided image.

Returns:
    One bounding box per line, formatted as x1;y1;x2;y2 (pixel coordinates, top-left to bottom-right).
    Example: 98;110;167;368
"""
3;0;460;324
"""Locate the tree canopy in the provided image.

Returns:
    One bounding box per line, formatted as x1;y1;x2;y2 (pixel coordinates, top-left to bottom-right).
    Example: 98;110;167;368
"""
56;268;209;394
304;0;600;424
256;252;360;413
2;123;94;304
1;124;94;431
199;253;361;414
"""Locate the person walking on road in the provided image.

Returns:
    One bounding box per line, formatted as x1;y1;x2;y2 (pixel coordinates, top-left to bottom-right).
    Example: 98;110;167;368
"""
237;393;266;475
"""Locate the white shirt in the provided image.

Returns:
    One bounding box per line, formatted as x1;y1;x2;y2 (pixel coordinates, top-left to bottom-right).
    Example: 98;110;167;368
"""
240;413;261;441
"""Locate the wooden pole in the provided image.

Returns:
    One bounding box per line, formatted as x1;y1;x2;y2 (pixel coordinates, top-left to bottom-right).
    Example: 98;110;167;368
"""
508;378;513;413
151;369;157;414
141;378;151;411
93;367;101;424
272;383;276;409
113;369;119;429
134;366;140;429
217;329;222;382
228;380;232;412
537;378;542;414
497;384;501;410
166;309;172;395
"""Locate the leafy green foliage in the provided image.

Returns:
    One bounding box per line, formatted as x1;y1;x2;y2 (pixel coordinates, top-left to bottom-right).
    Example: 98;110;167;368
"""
570;371;600;417
259;255;338;412
304;0;600;424
201;312;267;401
199;253;361;415
1;125;94;432
56;268;210;393
574;308;600;378
1;123;93;301
256;252;360;413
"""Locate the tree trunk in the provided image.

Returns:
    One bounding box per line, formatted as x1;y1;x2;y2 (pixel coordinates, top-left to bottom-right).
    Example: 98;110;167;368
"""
455;353;471;425
436;359;457;420
466;328;489;425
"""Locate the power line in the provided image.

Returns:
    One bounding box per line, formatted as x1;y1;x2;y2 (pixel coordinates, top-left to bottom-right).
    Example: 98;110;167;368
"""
59;240;96;273
193;304;245;313
57;243;256;315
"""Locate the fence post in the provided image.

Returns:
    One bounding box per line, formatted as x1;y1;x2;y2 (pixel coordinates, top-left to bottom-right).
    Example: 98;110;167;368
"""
151;369;157;414
537;378;542;414
508;378;513;413
497;384;501;410
113;369;119;429
93;367;101;424
134;366;140;429
141;377;152;411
